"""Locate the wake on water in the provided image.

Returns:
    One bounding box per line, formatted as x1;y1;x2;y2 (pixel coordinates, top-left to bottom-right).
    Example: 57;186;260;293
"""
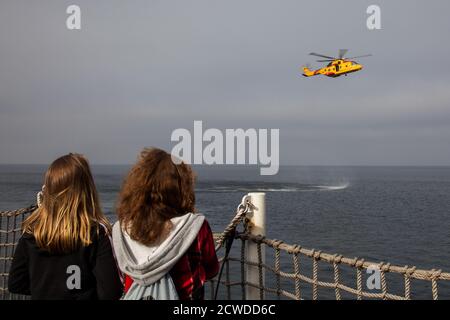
315;183;350;191
196;182;350;193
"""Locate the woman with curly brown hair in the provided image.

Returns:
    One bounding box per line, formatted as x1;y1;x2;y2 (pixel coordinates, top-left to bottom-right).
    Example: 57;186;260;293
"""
112;148;219;300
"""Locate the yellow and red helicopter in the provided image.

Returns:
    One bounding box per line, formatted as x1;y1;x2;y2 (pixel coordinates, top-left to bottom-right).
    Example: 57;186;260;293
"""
303;49;371;78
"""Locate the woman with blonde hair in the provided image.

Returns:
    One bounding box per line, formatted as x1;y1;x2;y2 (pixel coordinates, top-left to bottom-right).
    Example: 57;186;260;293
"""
8;153;123;300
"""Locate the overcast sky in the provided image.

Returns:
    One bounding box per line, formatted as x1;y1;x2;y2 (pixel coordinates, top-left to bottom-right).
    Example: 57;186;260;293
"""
1;0;450;165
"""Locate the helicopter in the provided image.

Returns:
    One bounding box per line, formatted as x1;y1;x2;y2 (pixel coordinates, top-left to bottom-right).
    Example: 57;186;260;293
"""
302;49;371;78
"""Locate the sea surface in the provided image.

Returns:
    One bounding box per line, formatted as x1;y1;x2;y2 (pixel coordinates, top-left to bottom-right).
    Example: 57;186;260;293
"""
1;165;450;299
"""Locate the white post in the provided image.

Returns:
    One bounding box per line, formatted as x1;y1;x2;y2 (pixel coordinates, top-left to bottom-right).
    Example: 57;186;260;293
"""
245;192;266;300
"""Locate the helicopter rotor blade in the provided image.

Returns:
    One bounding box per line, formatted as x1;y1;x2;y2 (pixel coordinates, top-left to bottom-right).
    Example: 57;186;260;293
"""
309;52;336;60
316;59;334;62
345;54;372;60
338;49;349;59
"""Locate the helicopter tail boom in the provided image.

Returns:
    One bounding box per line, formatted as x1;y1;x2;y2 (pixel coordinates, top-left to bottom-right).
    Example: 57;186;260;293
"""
302;66;316;77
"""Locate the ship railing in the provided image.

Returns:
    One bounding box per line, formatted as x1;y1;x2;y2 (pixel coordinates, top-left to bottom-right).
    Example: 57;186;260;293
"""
2;195;450;300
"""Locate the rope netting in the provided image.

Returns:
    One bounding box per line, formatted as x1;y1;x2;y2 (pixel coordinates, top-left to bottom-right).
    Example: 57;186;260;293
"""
0;205;36;300
210;232;450;300
1;202;450;300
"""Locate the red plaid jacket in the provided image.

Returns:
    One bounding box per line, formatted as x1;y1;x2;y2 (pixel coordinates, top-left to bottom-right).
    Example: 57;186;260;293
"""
123;219;219;299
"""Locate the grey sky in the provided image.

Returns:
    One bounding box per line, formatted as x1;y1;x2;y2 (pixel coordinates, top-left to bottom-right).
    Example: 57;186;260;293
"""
1;0;450;165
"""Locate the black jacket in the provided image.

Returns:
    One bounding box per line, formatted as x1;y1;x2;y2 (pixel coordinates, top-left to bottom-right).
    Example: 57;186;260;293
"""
8;227;123;300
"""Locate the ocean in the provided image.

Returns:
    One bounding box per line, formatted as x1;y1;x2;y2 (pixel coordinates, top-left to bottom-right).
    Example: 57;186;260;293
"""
1;165;450;299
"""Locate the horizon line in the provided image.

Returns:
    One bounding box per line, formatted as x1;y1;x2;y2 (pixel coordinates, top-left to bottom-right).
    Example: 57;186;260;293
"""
0;163;449;168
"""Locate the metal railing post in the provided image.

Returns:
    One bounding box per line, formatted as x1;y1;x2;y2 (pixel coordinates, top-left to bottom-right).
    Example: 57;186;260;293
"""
245;192;266;299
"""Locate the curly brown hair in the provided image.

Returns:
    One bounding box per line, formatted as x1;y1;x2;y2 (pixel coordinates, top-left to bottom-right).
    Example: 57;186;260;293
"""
116;148;196;246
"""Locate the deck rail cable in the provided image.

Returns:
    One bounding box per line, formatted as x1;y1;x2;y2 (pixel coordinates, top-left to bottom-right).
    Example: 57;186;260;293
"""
2;198;450;300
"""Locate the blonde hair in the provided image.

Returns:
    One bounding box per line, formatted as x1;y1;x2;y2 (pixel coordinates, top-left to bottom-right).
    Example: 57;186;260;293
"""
23;153;110;254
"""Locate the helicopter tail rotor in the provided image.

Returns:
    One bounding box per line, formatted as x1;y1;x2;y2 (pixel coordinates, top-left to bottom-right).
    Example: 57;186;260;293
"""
302;63;315;77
